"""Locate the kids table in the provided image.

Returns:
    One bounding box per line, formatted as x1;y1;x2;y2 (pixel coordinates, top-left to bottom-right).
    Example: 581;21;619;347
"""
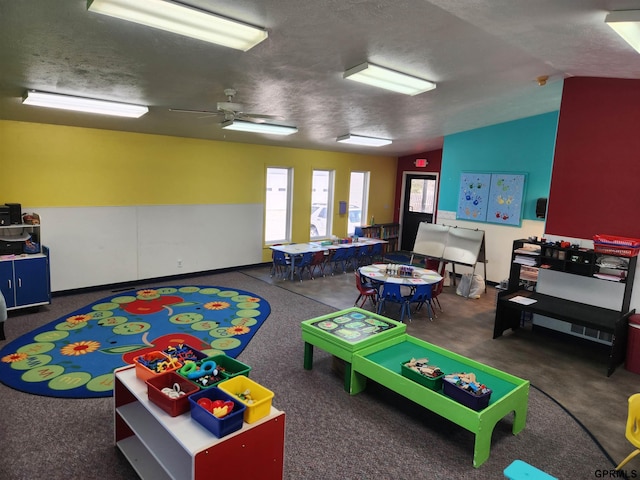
301;307;406;391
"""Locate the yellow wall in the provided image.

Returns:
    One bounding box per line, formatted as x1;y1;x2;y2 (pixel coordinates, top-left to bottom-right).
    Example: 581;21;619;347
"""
0;120;398;261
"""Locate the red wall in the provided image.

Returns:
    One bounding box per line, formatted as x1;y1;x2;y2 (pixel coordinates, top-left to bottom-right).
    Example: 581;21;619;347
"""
547;77;640;239
394;149;443;223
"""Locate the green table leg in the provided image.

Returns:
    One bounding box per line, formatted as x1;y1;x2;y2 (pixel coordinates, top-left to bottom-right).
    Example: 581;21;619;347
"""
472;423;492;468
343;361;352;392
348;368;368;395
304;342;314;370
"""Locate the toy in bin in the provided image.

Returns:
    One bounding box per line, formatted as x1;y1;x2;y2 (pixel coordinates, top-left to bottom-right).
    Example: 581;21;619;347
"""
401;358;444;391
443;372;492;411
218;375;274;424
134;351;182;382
146;371;199;417
189;388;246;438
179;359;224;388
162;343;207;364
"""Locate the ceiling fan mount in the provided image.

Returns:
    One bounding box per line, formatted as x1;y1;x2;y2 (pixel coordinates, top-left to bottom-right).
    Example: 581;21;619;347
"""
169;88;281;124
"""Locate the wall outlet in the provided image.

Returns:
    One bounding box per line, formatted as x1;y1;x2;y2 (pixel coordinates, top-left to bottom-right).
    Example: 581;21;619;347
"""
177;259;183;268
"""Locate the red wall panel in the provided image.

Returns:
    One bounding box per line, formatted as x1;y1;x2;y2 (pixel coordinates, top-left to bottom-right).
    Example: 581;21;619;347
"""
394;149;443;223
547;77;640;239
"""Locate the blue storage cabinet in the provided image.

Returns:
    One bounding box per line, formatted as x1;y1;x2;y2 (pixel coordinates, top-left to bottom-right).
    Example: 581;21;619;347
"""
0;247;51;310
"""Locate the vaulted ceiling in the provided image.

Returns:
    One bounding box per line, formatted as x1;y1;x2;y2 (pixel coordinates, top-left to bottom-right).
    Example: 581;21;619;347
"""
2;1;640;157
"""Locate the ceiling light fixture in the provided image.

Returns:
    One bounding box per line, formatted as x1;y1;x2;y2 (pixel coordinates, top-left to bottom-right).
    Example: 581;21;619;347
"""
221;120;298;136
605;10;640;54
87;0;268;51
336;134;392;147
343;62;436;96
22;90;148;118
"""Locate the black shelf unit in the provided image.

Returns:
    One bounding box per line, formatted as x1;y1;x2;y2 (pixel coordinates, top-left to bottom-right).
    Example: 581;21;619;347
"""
495;239;637;376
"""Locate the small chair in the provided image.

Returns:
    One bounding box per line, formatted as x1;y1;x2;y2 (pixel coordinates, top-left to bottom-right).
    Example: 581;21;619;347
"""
354;270;378;309
329;248;349;274
370;242;385;263
404;283;434;321
616;393;640;471
377;283;410;322
425;259;447;315
292;252;314;282
309;250;327;278
271;250;290;279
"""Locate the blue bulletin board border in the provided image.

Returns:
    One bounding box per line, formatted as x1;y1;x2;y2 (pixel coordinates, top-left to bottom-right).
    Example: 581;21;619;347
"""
457;172;526;226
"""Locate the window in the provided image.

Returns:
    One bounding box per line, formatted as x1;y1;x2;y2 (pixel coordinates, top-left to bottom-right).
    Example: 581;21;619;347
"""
265;167;293;243
409;177;436;214
310;170;334;238
348;171;369;234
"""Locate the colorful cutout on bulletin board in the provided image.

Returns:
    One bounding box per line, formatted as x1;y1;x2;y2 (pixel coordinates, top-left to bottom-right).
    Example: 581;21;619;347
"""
456;172;490;221
487;173;526;226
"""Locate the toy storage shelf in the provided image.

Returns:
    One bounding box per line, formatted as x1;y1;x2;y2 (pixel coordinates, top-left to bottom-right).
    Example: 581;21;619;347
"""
114;365;285;480
494;239;637;377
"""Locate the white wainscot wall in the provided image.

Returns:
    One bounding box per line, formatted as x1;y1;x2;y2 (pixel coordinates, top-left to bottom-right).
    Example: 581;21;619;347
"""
35;204;264;292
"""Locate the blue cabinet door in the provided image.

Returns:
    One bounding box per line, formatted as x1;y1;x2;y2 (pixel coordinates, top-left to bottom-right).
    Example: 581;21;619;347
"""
14;256;50;307
0;261;16;308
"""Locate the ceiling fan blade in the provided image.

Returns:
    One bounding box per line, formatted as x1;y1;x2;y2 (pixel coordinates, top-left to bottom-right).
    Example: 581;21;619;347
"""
169;108;223;119
241;113;284;120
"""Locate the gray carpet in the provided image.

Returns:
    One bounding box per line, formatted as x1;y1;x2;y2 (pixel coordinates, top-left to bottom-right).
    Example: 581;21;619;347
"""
0;270;613;479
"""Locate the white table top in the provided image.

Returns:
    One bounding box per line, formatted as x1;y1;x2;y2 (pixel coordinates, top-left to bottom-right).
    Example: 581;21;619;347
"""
270;238;387;255
360;263;442;286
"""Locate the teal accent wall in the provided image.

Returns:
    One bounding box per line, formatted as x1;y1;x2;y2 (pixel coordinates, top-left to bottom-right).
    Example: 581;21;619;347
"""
439;111;559;222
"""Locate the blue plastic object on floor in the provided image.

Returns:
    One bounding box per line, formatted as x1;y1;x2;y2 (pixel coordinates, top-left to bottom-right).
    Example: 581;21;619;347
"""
504;460;557;480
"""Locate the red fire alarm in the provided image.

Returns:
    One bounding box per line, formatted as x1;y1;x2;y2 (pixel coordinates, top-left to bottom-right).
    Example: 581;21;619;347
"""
414;158;428;167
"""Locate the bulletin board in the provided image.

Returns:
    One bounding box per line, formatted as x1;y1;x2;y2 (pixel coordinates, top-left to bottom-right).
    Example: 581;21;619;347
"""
457;172;526;226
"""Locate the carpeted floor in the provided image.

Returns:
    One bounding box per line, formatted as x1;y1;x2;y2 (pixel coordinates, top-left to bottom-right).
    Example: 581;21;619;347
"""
0;270;616;479
0;285;270;398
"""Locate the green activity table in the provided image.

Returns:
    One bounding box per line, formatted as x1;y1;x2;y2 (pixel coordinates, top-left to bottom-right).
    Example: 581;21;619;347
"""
350;334;530;467
301;307;406;391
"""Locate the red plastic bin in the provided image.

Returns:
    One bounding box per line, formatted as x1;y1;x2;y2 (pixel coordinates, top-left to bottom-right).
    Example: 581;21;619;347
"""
593;234;640;257
146;371;200;417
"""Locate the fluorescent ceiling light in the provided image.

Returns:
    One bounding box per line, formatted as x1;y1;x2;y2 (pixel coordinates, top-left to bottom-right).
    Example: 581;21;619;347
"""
605;10;640;54
336;134;392;147
87;0;267;51
222;120;298;136
22;90;148;118
343;62;436;96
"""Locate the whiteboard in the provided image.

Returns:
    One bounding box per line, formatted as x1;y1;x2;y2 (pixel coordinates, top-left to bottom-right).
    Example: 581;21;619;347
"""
412;222;485;266
442;227;485;266
412;223;448;258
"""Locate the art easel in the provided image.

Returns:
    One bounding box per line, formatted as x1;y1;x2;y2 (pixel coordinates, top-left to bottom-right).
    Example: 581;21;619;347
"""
409;223;487;294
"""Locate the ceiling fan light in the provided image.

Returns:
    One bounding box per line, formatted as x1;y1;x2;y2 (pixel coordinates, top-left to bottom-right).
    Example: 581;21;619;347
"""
222;120;298;136
605;10;640;54
343;62;436;96
87;0;268;51
22;90;148;118
336;134;392;147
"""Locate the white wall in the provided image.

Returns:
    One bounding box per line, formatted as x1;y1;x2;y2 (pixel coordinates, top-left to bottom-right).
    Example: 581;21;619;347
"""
36;204;264;292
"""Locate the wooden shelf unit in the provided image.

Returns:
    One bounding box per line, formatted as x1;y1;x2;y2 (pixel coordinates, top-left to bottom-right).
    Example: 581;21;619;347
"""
359;223;400;252
494;239;637;376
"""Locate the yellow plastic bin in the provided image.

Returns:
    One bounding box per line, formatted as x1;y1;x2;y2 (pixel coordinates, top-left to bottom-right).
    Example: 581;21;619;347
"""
217;375;274;424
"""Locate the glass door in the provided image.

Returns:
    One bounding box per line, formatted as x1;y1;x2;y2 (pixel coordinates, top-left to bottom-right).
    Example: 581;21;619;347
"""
400;173;438;251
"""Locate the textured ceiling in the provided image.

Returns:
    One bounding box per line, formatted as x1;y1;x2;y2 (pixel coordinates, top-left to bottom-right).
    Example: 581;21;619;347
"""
2;0;640;157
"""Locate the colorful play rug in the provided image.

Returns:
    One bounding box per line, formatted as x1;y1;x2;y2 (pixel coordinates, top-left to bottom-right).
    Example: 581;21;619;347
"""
0;286;271;399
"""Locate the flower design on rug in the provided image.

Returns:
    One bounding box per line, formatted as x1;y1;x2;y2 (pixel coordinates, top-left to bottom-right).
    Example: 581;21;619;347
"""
2;352;28;363
66;314;93;325
227;325;250;335
61;340;101;356
205;301;231;310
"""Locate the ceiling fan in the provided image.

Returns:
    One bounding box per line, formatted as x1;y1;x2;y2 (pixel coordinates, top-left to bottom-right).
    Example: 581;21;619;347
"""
169;88;282;124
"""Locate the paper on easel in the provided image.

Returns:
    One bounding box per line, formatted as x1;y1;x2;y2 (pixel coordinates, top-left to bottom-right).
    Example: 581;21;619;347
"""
509;295;537;305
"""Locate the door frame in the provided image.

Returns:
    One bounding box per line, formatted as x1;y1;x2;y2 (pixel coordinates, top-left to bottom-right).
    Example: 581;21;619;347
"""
398;171;439;250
